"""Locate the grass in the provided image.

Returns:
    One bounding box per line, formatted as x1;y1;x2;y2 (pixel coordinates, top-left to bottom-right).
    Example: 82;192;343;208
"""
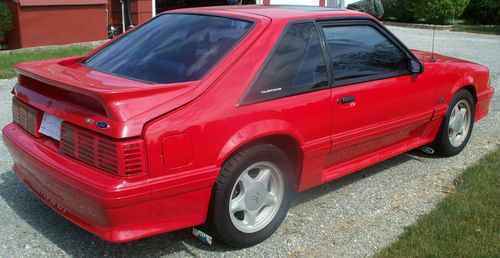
0;46;94;79
376;147;500;257
452;25;500;35
383;18;500;35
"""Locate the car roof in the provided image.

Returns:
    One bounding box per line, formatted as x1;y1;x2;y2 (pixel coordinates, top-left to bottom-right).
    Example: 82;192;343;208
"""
175;5;371;22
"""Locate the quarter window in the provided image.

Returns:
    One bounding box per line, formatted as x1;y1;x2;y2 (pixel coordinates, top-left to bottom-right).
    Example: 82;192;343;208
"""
243;22;328;104
322;25;408;82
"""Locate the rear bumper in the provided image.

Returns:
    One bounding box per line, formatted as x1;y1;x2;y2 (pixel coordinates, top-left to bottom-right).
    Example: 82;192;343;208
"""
2;123;214;242
475;87;494;121
3;123;151;242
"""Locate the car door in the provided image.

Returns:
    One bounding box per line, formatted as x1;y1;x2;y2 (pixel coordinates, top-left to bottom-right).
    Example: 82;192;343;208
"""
240;21;333;190
319;20;435;178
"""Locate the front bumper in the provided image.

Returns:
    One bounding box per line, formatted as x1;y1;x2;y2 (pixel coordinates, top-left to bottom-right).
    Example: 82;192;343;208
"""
3;123;214;242
475;87;494;121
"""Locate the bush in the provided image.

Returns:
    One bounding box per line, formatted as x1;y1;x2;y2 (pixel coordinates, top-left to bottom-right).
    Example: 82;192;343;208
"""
382;0;417;22
411;0;470;24
463;0;500;25
383;0;470;24
0;0;13;32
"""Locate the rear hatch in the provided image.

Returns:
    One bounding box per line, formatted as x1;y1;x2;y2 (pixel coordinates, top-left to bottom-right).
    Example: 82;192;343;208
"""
14;56;201;138
10;12;267;177
12;57;202;177
13;12;261;138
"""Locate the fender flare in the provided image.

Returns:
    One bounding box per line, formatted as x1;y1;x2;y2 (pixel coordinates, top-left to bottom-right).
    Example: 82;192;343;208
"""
216;119;304;166
449;75;476;101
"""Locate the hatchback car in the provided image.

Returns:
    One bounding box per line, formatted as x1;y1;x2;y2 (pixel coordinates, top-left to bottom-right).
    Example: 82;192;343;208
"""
3;5;494;247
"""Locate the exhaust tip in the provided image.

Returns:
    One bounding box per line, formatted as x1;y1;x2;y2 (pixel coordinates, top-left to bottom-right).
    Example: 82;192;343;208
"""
421;146;435;155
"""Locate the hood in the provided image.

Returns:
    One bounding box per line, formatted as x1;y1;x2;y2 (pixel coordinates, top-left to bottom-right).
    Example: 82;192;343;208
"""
411;50;475;64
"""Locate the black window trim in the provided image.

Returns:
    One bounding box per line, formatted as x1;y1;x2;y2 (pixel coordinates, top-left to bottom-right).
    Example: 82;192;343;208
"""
80;12;257;85
317;17;418;88
239;19;332;106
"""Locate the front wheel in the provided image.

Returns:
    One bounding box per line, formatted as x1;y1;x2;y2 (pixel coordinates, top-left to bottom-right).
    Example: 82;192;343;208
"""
209;144;294;248
429;89;475;156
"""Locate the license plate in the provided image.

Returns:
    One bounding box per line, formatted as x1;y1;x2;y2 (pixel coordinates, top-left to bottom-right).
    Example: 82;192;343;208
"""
39;113;63;141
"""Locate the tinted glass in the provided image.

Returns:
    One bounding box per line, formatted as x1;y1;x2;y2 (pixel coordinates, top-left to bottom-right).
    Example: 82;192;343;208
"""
85;14;252;84
244;22;328;103
322;25;408;81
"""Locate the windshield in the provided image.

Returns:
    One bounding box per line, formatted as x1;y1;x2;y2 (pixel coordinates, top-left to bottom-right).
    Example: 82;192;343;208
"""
84;14;253;84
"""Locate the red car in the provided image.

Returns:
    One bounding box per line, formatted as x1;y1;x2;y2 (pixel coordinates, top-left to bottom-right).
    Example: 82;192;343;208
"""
3;6;494;247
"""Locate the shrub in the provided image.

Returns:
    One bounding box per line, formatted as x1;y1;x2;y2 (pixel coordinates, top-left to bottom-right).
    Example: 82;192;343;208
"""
383;0;470;24
382;0;417;22
0;0;13;32
411;0;470;24
463;0;500;25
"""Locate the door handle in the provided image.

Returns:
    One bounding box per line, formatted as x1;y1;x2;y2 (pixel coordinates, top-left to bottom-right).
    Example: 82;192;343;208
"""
339;96;355;104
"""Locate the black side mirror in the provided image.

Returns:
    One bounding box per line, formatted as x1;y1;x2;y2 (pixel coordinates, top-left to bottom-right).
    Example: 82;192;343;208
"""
409;59;424;75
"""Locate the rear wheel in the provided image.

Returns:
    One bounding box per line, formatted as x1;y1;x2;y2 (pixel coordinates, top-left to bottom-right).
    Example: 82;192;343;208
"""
210;144;293;248
428;89;475;156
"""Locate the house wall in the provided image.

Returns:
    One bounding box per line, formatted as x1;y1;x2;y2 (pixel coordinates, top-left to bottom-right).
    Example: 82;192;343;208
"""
6;1;108;49
257;0;356;7
6;0;356;49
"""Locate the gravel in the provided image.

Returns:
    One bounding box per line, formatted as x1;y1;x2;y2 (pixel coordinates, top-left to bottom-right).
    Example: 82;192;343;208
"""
0;27;499;257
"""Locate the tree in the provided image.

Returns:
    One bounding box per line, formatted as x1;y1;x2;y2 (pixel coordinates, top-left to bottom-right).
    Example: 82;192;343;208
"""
0;0;13;32
411;0;470;24
383;0;470;24
382;0;417;22
463;0;500;25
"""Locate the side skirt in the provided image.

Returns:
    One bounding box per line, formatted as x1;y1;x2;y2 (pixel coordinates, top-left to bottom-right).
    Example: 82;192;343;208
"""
321;137;433;183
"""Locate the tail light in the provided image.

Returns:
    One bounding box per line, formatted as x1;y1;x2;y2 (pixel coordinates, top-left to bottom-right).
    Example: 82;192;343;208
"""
12;97;42;137
60;122;147;176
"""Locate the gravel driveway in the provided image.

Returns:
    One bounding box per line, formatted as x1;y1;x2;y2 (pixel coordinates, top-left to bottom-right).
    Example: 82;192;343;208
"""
0;27;498;257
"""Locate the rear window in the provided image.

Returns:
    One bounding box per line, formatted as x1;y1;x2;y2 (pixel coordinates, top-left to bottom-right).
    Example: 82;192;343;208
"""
84;14;253;84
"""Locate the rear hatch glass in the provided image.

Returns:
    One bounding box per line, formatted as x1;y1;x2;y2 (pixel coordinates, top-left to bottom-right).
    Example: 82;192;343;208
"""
83;14;253;84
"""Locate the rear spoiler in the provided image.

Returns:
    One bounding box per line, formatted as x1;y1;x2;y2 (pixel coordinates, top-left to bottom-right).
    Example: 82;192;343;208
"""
13;57;199;138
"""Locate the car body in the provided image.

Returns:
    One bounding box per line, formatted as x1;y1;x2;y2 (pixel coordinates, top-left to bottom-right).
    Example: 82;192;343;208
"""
2;5;494;246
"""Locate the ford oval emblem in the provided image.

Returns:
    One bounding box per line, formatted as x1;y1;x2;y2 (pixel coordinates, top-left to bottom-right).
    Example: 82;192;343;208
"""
96;121;110;130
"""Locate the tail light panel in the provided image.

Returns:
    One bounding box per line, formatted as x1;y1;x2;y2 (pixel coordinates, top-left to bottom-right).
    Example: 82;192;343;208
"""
60;122;147;176
12;97;42;137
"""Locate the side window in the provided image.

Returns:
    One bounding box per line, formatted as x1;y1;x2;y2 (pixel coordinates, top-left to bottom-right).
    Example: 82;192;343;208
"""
322;25;408;82
242;22;328;104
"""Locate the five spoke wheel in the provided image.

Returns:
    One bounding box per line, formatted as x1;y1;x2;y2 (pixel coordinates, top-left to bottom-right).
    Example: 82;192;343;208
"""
229;161;284;233
426;89;475;157
448;99;472;147
210;144;292;247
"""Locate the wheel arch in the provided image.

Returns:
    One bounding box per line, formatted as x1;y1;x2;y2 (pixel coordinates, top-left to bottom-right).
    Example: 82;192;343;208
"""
450;75;478;104
461;85;478;104
217;128;304;190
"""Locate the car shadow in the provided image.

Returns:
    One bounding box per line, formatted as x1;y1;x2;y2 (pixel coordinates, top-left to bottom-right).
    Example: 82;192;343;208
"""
0;152;429;256
291;152;422;207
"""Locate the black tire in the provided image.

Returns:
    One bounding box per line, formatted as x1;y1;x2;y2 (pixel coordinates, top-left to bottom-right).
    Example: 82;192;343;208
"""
209;144;294;248
429;89;475;157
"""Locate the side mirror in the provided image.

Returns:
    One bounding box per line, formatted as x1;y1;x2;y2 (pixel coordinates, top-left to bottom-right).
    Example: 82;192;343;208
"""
409;59;424;75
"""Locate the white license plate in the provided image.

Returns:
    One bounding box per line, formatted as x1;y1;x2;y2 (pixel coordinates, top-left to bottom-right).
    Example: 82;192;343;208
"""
39;113;63;141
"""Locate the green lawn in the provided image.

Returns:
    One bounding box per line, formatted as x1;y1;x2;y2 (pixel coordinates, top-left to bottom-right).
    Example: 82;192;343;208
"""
376;148;500;257
453;25;500;35
0;46;94;79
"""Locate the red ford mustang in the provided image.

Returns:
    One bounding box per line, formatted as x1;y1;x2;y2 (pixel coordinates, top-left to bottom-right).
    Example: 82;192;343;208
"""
3;6;494;247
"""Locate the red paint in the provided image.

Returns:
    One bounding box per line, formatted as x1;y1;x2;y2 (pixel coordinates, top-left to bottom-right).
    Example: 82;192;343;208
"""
3;6;494;242
6;1;108;49
162;134;194;169
17;0;108;6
